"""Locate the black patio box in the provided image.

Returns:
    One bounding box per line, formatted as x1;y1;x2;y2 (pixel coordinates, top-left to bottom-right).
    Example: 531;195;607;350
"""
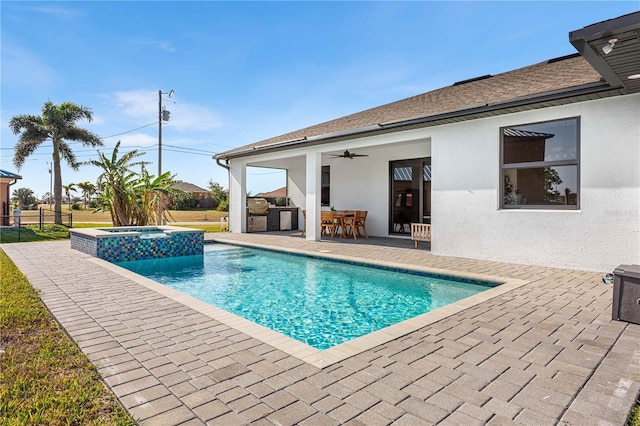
612;264;640;325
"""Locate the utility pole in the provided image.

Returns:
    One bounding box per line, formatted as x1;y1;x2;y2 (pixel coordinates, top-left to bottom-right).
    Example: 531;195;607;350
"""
157;89;173;224
158;89;174;176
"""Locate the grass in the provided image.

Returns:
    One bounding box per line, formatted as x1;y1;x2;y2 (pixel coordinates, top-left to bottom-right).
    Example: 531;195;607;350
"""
0;211;226;244
0;249;137;425
630;405;640;426
72;222;224;233
0;225;70;244
36;205;228;223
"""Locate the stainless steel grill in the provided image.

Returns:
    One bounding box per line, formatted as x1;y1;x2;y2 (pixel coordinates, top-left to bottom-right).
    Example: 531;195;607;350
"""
247;198;269;215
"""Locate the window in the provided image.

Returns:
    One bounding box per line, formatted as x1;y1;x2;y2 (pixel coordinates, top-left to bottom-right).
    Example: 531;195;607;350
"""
500;117;579;209
321;166;330;206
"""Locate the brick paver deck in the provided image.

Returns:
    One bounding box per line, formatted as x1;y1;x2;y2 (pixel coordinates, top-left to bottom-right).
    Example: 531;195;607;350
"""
2;232;639;425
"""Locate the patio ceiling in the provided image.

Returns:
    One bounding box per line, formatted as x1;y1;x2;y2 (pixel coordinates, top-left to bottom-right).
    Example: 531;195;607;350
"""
570;11;640;94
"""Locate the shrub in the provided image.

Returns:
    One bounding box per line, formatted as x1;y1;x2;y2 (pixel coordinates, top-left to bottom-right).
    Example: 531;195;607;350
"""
71;203;81;210
198;198;215;209
170;191;198;210
217;198;229;212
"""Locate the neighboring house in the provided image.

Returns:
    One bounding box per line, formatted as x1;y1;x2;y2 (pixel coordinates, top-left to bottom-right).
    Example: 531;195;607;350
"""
215;12;640;272
172;182;211;201
255;187;287;198
172;182;213;208
0;170;22;226
254;187;289;207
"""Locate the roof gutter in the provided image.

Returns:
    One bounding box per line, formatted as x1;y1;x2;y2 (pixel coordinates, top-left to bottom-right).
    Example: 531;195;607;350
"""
215;157;230;170
217;81;615;160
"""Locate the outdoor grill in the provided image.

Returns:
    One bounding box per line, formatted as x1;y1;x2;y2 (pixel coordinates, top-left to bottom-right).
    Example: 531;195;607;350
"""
247;198;269;232
247;198;269;215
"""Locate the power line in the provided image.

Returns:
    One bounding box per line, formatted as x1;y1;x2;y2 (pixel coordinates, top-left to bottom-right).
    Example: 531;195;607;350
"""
99;122;158;139
163;148;215;157
164;144;217;154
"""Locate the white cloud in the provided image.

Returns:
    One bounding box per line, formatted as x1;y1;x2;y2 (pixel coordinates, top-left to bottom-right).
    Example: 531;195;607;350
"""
89;115;106;126
107;90;224;132
168;102;224;132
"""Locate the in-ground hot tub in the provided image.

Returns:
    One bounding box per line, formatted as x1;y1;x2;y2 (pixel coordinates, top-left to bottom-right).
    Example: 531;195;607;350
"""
70;226;204;262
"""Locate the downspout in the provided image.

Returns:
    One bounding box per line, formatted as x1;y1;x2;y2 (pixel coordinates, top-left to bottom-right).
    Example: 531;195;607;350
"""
215;157;230;171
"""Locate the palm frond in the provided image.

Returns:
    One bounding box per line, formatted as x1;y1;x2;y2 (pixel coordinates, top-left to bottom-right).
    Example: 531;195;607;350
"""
13;137;46;169
9;114;44;134
64;126;103;147
58;141;80;170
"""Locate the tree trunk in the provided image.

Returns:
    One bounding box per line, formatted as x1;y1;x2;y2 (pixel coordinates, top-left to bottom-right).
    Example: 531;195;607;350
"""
52;141;62;225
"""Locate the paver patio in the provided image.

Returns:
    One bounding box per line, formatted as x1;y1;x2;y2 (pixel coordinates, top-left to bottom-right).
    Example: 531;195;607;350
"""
2;232;639;425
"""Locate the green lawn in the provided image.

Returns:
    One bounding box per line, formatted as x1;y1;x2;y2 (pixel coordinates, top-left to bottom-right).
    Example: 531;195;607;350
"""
1;223;221;244
0;225;70;243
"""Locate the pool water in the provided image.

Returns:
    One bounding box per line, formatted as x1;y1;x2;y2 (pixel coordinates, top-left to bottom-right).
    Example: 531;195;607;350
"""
116;244;496;349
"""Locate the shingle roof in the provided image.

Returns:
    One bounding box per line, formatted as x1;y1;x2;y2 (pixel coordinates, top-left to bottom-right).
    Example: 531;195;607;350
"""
255;187;286;198
172;182;209;193
217;55;605;159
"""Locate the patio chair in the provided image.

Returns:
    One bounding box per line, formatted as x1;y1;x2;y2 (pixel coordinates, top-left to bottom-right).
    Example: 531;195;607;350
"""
344;210;368;239
320;211;338;239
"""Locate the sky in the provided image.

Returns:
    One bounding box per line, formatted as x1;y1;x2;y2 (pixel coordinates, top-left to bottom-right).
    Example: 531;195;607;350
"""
2;0;639;200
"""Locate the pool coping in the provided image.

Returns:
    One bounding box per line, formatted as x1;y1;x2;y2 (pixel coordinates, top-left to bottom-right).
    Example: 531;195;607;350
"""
91;238;529;368
69;225;203;238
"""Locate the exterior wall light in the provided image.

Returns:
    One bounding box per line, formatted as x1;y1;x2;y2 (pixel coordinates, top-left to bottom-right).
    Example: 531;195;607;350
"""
602;38;618;55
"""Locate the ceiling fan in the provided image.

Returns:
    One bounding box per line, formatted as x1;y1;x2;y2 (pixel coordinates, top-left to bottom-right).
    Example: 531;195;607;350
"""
330;150;368;159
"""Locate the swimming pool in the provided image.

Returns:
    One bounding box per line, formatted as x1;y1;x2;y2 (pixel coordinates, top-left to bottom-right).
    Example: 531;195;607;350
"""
116;243;499;350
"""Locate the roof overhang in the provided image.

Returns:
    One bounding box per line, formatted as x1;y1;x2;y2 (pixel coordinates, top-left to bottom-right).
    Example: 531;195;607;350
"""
215;81;619;160
569;11;640;95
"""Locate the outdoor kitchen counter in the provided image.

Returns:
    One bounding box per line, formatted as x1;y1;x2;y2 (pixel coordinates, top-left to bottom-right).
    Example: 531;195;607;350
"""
246;207;299;232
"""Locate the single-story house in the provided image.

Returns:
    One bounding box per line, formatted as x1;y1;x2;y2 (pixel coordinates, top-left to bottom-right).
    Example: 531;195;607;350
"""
0;169;22;226
215;12;640;272
172;182;211;200
255;186;287;199
254;186;290;206
172;182;213;208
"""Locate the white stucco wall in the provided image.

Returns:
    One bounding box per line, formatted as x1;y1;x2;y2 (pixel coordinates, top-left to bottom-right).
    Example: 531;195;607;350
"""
431;94;640;272
225;93;639;272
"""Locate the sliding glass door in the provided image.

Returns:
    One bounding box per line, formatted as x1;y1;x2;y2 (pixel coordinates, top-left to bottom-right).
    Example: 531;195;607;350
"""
389;158;431;235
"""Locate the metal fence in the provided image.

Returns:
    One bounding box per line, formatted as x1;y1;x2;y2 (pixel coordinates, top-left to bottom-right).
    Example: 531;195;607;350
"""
1;208;73;228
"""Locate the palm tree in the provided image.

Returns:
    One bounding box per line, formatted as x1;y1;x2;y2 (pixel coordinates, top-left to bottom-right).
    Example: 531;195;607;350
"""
63;183;77;210
10;101;102;224
77;181;96;209
85;141;146;226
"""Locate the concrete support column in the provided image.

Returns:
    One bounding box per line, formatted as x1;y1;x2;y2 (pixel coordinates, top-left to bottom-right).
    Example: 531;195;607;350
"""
229;162;247;233
305;152;322;241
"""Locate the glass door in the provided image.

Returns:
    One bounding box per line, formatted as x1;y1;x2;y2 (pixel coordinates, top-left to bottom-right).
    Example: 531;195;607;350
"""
389;158;431;235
